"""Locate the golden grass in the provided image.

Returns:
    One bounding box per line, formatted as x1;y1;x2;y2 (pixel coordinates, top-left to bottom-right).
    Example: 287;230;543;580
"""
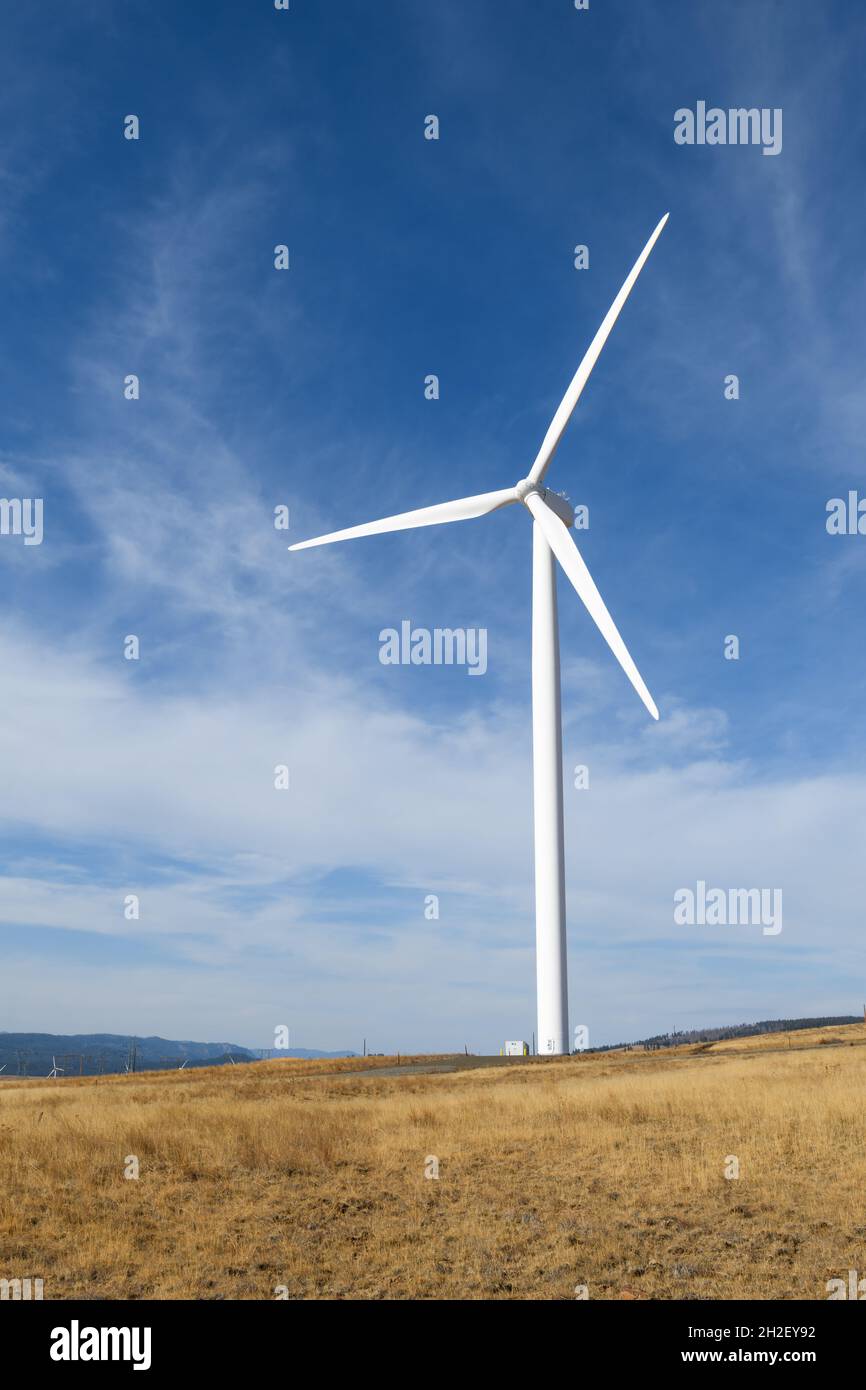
1;1025;865;1299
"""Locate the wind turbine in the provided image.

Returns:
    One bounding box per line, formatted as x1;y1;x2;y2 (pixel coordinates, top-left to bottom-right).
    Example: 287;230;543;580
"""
47;1056;64;1079
0;1064;7;1074
289;214;668;1055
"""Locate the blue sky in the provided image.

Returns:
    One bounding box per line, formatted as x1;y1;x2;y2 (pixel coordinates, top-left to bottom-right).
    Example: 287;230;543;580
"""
1;0;865;1052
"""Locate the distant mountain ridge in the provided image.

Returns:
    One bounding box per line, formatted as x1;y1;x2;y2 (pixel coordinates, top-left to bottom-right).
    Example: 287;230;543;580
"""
2;1018;856;1073
0;1033;357;1076
593;1016;862;1053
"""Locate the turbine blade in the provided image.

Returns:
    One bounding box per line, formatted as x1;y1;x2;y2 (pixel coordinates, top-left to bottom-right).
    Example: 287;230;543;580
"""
528;213;669;486
525;492;658;720
289;488;519;552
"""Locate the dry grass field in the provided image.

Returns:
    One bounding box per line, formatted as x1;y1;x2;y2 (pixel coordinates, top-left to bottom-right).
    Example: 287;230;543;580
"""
1;1024;865;1300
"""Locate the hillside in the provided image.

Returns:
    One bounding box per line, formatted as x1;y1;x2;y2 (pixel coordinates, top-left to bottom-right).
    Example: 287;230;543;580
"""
594;1015;861;1052
0;1033;357;1077
1;1022;865;1299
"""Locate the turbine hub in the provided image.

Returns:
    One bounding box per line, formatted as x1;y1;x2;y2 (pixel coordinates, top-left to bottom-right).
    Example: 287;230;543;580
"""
516;479;574;528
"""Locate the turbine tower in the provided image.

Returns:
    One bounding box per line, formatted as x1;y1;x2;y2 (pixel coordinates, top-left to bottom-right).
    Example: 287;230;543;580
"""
290;215;667;1055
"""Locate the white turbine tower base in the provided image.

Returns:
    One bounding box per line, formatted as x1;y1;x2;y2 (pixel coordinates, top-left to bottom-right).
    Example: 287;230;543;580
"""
532;521;568;1055
289;215;669;1057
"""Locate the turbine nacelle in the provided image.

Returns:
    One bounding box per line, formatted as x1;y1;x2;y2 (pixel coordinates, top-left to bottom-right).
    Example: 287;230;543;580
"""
515;479;574;528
